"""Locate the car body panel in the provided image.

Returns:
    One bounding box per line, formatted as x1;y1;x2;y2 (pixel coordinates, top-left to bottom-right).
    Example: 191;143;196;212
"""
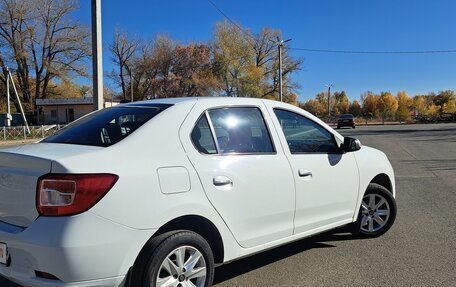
351;146;396;220
262;101;360;233
179;98;296;248
0;212;152;287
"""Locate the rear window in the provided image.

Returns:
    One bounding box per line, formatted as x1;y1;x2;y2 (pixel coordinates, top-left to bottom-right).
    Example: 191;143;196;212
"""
43;105;171;147
339;114;354;119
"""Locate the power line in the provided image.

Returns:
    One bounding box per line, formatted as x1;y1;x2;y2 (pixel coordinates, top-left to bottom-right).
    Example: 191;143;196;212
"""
289;47;456;54
206;0;244;33
206;0;456;56
206;0;257;44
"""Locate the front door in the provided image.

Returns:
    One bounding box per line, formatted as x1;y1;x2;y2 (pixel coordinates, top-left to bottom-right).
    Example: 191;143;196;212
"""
270;107;360;234
181;102;295;248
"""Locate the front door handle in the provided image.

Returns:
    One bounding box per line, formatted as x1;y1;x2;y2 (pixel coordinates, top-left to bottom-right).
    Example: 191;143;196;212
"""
213;176;233;187
298;169;312;177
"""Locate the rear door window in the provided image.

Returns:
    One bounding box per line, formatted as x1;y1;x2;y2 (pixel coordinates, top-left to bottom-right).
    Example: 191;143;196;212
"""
207;107;275;154
191;114;217;154
43;105;171;147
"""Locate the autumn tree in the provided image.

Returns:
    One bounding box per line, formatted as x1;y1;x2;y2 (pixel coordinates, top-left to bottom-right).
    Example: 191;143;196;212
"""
212;22;260;97
413;94;439;119
0;0;90;110
378;91;398;124
115;35;221;100
333;91;349;115
171;43;219;97
255;28;303;101
301;98;326;116
434;90;456;115
361;92;379;119
349;100;362;117
396;91;411;122
212;21;302;100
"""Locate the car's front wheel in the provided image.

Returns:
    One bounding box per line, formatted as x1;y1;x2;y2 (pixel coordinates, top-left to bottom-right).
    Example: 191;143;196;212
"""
132;231;215;287
353;183;397;237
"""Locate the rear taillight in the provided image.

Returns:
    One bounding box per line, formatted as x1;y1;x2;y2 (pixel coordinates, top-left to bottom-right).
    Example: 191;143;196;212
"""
37;174;118;216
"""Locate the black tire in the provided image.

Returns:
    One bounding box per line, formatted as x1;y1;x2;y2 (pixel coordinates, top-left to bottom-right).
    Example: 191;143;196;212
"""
352;125;356;129
352;183;397;238
337;125;341;129
131;231;215;287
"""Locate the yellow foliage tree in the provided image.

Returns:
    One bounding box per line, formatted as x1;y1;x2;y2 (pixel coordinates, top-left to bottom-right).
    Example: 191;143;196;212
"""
361;92;379;119
396;91;411;122
378;92;398;124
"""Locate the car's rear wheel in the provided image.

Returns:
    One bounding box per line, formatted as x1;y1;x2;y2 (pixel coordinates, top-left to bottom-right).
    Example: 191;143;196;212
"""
353;183;396;237
132;231;214;287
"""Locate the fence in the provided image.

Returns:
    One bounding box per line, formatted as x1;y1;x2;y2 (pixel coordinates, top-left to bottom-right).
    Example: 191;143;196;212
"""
2;125;63;141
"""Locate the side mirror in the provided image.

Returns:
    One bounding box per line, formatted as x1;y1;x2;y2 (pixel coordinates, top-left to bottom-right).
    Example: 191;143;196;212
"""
342;137;362;153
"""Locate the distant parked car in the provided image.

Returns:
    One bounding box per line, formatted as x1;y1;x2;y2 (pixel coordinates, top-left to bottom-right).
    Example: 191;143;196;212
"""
0;98;396;287
337;114;356;129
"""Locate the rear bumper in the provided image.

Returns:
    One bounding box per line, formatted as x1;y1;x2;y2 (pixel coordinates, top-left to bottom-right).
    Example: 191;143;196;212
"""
1;273;125;287
337;121;355;127
0;212;156;287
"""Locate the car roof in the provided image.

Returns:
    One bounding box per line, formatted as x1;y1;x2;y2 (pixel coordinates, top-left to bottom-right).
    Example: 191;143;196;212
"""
119;97;277;107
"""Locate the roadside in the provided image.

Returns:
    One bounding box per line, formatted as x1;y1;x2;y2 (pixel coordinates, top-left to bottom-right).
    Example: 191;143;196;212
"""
0;139;38;147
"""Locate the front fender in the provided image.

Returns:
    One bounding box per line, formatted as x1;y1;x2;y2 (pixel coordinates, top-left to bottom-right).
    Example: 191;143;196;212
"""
352;146;396;219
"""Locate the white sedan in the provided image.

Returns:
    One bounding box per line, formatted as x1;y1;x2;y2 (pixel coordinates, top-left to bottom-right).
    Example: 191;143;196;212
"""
0;97;396;287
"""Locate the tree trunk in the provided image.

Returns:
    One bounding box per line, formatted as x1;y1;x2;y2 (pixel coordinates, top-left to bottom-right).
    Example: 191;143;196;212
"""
120;67;126;100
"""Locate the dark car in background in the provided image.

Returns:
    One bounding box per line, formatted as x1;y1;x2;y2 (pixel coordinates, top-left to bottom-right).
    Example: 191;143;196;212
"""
337;114;356;129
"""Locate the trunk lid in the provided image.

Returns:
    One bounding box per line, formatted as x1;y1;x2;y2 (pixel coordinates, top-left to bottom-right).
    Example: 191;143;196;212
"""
0;149;51;227
0;143;103;227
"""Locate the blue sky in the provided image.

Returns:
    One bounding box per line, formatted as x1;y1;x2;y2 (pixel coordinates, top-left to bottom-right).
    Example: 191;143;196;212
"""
74;0;456;102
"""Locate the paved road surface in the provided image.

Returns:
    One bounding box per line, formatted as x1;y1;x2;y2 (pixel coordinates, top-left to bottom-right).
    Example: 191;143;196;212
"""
1;124;455;286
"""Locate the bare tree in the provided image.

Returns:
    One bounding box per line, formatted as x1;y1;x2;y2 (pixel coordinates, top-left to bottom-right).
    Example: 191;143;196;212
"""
0;0;90;110
151;34;176;98
0;0;33;109
109;28;139;100
29;0;90;101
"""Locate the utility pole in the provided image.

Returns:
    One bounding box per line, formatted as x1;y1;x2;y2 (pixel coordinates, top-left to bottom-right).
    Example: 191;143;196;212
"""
5;67;30;133
270;37;292;102
5;67;11;127
325;83;334;120
91;0;103;110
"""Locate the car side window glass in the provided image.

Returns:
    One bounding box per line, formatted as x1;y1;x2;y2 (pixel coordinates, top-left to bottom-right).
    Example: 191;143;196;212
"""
191;114;217;154
274;109;339;153
208;107;274;154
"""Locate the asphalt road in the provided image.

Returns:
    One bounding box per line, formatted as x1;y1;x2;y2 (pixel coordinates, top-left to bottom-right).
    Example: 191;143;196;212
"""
1;123;456;286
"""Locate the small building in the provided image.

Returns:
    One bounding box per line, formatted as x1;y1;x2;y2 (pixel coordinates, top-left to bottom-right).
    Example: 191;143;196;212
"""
36;97;120;125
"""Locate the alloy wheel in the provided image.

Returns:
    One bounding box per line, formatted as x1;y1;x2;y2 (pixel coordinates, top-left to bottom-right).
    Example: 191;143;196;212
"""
156;245;207;287
360;193;391;233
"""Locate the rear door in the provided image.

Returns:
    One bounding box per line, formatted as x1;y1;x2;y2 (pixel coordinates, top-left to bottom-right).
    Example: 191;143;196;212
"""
181;101;295;248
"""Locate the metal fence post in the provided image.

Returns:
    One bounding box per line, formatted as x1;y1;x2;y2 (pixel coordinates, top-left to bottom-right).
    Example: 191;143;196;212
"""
3;126;5;141
41;125;45;138
23;126;26;139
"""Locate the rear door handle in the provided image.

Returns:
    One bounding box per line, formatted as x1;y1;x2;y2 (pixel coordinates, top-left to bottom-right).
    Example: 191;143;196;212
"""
213;176;233;187
298;169;312;177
